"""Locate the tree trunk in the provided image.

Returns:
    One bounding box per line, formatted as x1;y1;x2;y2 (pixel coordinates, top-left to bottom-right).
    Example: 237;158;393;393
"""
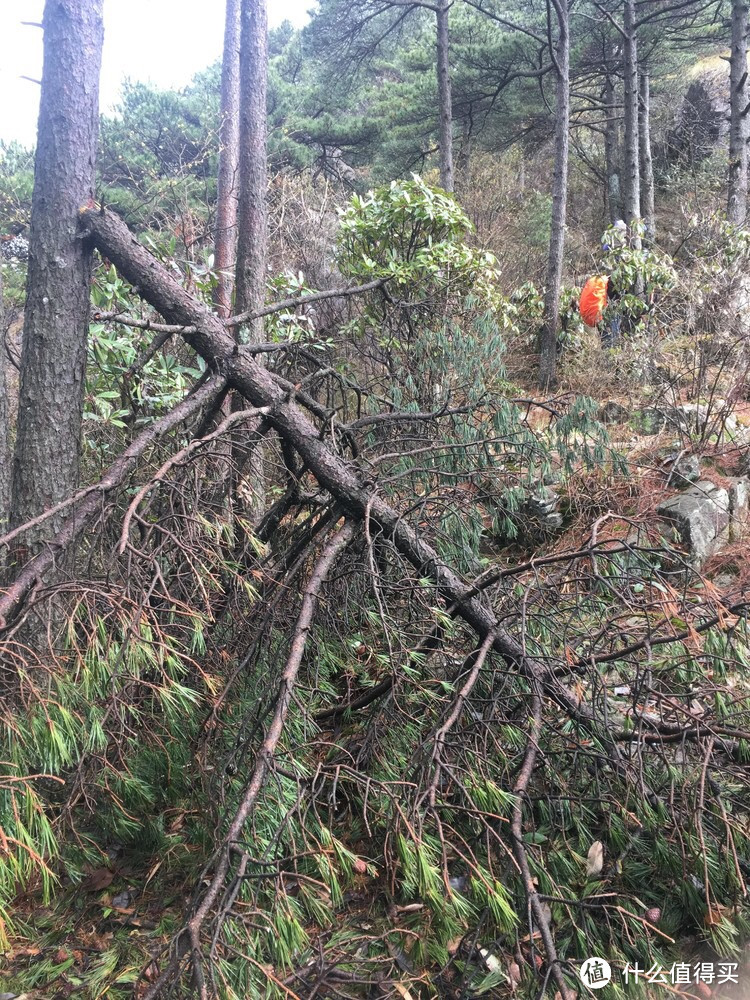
622;0;641;229
236;0;268;340
638;68;656;238
605;69;623;222
728;0;749;225
538;0;569;390
214;0;241;318
436;0;454;192
456;115;473;185
10;0;104;536
234;0;269;514
0;269;9;527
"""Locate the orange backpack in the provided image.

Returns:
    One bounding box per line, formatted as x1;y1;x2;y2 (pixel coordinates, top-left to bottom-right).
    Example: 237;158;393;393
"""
579;275;609;327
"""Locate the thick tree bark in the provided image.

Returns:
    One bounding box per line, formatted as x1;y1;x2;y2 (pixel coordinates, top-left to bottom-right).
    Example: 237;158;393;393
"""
0;270;9;526
728;0;749;225
10;0;104;535
622;0;641;229
235;0;268;342
214;0;241;318
456;116;473;183
638;68;656;238
605;69;623;222
436;0;454;192
233;0;269;513
538;0;569;390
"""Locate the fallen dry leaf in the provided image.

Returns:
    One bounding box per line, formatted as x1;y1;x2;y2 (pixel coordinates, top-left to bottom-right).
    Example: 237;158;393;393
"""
586;841;604;877
446;937;463;956
393;984;416;1000
704;903;730;927
143;961;160;982
81;867;114;891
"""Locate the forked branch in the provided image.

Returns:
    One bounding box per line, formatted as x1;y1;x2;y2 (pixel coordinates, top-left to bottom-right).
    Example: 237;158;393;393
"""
141;520;356;1000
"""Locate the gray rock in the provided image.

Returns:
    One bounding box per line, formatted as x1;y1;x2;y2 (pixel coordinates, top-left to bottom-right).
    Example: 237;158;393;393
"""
669;453;701;486
634;403;741;443
729;478;750;516
657;480;730;565
728;478;750;539
598;401;629;425
669;403;706;435
524;488;563;532
673;402;740;442
112;888;136;909
632;407;669;435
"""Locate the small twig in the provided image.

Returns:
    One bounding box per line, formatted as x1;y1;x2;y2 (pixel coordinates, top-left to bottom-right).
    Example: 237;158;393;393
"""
223;277;387;329
511;678;574;1000
427;631;495;808
118;403;271;555
123;329;174;381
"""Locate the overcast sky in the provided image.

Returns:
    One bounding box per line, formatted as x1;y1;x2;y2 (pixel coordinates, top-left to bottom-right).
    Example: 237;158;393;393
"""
0;1;314;147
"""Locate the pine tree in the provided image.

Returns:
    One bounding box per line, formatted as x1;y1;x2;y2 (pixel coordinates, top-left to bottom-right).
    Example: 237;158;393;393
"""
10;0;104;538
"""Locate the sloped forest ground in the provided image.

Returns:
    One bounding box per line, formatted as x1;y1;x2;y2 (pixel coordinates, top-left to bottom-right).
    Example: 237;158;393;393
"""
2;182;750;1000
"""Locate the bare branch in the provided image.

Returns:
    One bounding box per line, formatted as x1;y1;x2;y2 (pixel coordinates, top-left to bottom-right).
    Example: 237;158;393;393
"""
0;375;226;629
141;520;356;1000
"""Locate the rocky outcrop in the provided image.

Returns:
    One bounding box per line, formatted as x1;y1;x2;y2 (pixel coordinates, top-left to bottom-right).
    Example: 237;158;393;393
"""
729;479;750;538
628;402;745;443
524;488;563;534
598;401;629;425
657;478;749;565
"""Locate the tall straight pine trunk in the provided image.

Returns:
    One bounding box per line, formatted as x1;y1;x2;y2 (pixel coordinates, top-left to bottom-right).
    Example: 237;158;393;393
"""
605;67;623;223
0;268;9;527
538;0;569;390
728;0;749;225
214;0;241;318
622;0;641;230
233;0;269;515
236;0;268;344
436;0;454;192
10;0;104;537
638;68;655;238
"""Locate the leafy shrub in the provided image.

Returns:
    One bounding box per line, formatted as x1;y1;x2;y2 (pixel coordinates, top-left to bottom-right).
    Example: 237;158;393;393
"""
337;174;504;310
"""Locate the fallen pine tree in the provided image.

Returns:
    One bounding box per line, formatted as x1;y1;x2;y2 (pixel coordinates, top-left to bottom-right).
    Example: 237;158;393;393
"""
0;204;748;999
